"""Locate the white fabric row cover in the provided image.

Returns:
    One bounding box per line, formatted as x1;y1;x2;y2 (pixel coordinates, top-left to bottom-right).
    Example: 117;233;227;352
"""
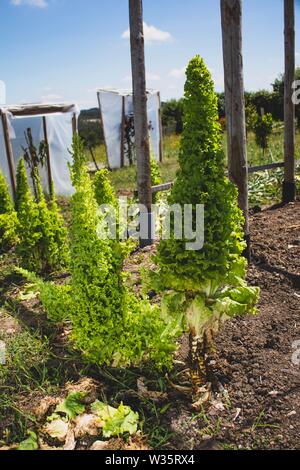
0;106;77;196
98;89;161;170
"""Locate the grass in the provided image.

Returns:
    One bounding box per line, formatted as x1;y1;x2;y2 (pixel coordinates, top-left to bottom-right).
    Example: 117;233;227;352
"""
0;316;50;443
0;261;86;445
0;262;175;449
84;145;107;167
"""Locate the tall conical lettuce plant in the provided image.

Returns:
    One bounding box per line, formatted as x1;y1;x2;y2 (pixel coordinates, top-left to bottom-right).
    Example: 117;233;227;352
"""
93;168;136;264
93;169;118;208
0;171;14;214
153;56;259;393
18;137;179;367
15;159;43;271
15;159;69;273
35;174;69;272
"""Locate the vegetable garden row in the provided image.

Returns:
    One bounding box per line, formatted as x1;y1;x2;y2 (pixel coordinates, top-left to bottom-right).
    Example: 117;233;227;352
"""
0;0;299;452
0;57;270;449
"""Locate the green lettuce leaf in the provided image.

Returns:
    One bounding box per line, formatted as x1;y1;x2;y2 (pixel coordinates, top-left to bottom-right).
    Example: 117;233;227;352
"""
91;400;139;438
18;431;38;451
54;392;86;420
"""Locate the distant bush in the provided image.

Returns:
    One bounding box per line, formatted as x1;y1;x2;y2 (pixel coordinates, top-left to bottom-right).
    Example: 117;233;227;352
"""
150;158;162;203
161;99;184;135
245;103;258;133
244;90;281;121
219;117;226;132
253;113;274;155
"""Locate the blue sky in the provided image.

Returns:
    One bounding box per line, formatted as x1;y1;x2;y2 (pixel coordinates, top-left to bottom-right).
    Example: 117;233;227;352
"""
1;0;300;109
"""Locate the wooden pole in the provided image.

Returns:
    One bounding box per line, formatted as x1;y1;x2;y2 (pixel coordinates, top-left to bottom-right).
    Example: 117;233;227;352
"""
157;91;164;163
42;116;53;197
221;0;250;261
120;95;125;168
283;0;296;203
97;92;110;170
72;113;77;137
129;0;153;247
1;113;16;199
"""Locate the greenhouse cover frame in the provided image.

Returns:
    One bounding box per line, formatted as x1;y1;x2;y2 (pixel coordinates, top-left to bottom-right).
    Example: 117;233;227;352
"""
97;89;163;170
0;103;78;199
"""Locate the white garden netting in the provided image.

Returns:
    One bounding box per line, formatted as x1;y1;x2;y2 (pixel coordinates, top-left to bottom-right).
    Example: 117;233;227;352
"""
97;89;162;170
0;104;78;196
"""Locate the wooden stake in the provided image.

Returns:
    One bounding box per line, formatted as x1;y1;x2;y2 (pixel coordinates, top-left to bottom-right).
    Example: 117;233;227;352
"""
129;0;153;247
283;0;296;203
42;116;53;197
97;92;110;170
72;113;77;137
120;95;125;168
221;0;250;261
158;91;164;163
1;113;16;199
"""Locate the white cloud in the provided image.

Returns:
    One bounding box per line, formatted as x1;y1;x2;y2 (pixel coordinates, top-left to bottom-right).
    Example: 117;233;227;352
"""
122;73;161;83
169;67;186;79
122;22;172;43
10;0;48;8
121;75;132;83
147;73;161;81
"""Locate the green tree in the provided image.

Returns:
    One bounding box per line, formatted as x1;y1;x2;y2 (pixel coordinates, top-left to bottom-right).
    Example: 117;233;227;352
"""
161;99;184;134
78;108;103;169
273;67;300;127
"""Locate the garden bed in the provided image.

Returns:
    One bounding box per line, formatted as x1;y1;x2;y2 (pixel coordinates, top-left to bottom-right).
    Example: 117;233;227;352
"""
166;202;300;450
0;202;299;450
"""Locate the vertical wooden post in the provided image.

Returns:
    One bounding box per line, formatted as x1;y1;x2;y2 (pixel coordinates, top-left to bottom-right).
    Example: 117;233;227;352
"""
120;95;125;168
221;0;250;261
72;113;77;137
129;0;153;247
42;116;53;197
283;0;296;203
97;92;110;170
158;91;164;163
1;113;16;199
